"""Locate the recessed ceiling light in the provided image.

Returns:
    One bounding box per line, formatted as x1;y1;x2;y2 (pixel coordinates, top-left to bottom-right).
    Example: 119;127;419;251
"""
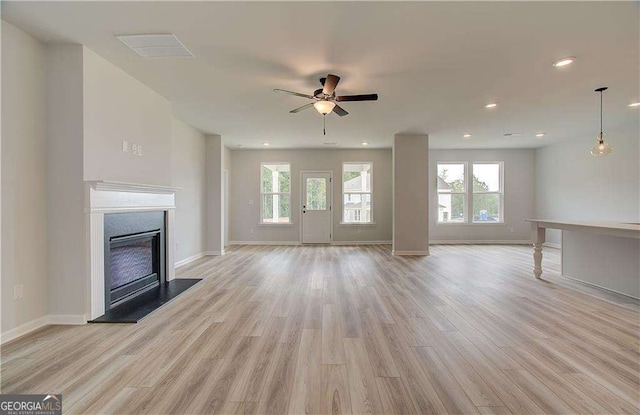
552;56;575;67
462;133;472;138
629;102;640;107
263;142;270;146
484;103;498;109
361;142;369;146
536;132;546;137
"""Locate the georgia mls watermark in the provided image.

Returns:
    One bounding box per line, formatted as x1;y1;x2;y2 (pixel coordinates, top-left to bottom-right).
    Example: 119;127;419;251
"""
0;394;61;415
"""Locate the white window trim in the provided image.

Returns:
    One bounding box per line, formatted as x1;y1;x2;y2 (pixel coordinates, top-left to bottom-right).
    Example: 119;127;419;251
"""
260;162;292;225
436;161;468;224
436;161;505;225
471;161;504;224
342;161;374;224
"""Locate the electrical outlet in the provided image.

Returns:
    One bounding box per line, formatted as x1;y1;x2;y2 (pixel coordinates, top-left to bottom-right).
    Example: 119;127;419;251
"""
250;228;254;234
357;228;362;234
14;284;23;300
137;145;143;156
248;200;254;205
132;144;138;155
122;140;129;152
510;226;514;233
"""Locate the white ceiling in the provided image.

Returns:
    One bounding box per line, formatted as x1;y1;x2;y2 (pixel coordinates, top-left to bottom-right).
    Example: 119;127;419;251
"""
4;1;639;149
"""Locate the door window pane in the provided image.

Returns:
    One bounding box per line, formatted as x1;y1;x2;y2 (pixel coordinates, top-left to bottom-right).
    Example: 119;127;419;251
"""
306;178;327;210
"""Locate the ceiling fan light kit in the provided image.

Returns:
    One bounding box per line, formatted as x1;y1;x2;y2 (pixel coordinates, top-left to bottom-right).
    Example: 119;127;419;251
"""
314;100;336;115
274;73;378;135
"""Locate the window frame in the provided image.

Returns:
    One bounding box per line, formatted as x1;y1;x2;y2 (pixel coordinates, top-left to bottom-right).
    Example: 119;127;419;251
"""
341;161;374;225
259;162;292;225
471;161;504;224
436;161;468;224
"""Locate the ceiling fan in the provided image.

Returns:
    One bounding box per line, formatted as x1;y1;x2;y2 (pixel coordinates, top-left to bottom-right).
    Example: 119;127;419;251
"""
274;73;378;134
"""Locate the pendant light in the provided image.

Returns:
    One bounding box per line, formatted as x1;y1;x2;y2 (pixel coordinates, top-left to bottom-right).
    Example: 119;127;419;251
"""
590;87;613;157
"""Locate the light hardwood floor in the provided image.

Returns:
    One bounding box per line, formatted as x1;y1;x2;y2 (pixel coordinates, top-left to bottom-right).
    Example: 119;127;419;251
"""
1;245;638;414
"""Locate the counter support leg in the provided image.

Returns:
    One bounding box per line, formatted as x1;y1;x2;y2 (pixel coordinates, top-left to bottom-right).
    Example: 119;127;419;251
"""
532;225;546;279
533;243;543;279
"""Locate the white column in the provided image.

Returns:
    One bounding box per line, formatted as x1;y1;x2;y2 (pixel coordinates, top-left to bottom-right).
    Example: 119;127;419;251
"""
205;134;225;255
392;134;430;256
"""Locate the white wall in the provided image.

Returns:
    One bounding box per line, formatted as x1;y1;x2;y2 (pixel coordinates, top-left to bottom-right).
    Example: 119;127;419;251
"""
536;130;640;244
1;22;49;334
83;48;173;186
171;117;206;263
229;149;392;243
429;149;536;243
46;44;86;318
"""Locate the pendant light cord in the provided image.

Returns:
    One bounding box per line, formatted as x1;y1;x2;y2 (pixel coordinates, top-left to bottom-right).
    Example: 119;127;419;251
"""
600;90;603;135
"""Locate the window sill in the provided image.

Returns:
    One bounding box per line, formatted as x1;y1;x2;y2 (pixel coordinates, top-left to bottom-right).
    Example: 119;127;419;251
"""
258;222;294;227
338;222;377;227
436;222;506;226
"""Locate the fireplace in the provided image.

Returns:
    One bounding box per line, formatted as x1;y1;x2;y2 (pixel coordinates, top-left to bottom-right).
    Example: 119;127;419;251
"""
104;211;166;309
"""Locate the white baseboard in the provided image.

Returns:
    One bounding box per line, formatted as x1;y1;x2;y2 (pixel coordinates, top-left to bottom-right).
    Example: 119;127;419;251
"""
392;250;430;256
203;250;225;256
229;241;301;246
1;314;86;345
230;240;392;246
543;242;562;249
48;314;87;325
331;240;392;245
175;252;205;268
429;240;531;245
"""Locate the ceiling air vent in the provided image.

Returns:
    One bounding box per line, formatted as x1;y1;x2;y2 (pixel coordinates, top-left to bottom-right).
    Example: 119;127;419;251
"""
116;34;193;58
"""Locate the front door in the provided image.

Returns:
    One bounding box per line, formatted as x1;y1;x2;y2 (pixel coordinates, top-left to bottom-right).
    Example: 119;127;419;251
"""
301;171;332;244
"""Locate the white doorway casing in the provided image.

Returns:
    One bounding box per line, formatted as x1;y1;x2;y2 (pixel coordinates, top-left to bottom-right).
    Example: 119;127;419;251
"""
86;181;177;320
301;171;332;244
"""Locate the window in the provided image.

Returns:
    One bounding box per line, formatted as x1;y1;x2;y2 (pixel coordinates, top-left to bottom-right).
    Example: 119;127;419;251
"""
437;163;466;223
342;162;372;223
260;163;291;223
472;163;502;222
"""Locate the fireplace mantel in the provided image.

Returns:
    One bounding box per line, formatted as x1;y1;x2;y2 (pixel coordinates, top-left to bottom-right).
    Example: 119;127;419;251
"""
86;180;177;319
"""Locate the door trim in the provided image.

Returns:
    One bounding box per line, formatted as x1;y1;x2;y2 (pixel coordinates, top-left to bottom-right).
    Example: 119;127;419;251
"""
300;170;333;244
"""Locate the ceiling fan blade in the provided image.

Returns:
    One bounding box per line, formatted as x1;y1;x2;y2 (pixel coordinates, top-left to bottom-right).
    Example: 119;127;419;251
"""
274;89;314;99
289;102;315;113
333;104;349;117
336;94;378;102
322;74;340;95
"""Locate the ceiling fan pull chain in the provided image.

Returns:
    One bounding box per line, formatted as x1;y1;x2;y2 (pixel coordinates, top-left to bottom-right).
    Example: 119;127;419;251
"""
323;114;326;135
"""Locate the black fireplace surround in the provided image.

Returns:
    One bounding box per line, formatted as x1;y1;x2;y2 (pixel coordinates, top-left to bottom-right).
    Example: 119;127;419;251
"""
104;211;166;309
